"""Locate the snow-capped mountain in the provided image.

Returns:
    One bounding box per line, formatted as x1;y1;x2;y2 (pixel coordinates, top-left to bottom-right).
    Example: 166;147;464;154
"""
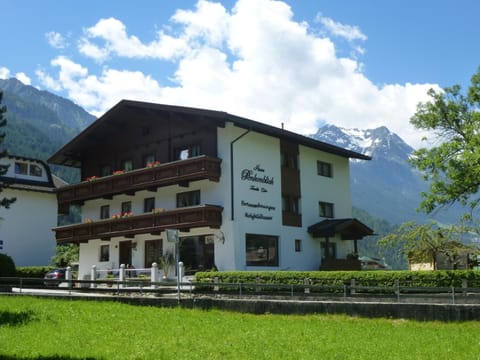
313;124;460;225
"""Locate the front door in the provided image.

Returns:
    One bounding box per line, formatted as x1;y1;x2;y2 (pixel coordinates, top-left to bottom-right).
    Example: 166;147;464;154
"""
119;240;132;267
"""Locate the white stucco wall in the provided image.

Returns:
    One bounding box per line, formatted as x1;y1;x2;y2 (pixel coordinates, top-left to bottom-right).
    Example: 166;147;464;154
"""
0;188;57;266
75;121;358;275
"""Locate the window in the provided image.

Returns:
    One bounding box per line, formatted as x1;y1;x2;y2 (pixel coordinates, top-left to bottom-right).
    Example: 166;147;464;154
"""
321;242;336;260
282;195;300;214
29;164;43;177
176;144;201;160
100;205;110;219
317;161;333;178
14;162;28;175
246;234;279;267
143;154;155;167
99;244;110;262
121;201;132;215
319;201;334;218
100;164;112;177
122;159;133;172
295;239;302;252
144;197;155;213
177;190;200;208
281;152;298;169
145;239;163;267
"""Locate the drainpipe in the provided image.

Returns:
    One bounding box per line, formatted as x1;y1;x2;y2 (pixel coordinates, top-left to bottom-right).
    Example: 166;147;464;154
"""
230;128;251;220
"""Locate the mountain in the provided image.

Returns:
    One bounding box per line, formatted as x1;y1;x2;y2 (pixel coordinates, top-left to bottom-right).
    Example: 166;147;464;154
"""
312;124;462;226
0;78;95;182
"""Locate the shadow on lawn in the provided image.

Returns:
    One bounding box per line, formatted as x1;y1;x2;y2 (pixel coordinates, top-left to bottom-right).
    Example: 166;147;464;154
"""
0;310;35;326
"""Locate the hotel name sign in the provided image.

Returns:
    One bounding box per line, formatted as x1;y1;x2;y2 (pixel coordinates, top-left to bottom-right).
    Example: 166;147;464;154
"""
240;164;276;221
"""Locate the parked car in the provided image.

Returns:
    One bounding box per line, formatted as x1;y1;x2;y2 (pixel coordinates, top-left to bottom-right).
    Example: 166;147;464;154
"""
43;268;66;286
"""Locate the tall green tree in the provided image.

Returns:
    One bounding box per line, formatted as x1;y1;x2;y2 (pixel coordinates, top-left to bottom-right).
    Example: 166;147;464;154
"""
0;91;16;209
410;67;480;218
378;221;476;270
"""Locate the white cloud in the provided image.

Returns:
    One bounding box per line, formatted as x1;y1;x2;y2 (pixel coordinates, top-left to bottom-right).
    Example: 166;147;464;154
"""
46;31;67;49
38;0;439;149
0;67;11;79
316;14;367;42
78;17;189;62
15;72;31;85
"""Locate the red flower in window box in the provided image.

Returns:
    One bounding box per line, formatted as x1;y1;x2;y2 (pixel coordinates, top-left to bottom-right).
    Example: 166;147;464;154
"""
146;161;161;168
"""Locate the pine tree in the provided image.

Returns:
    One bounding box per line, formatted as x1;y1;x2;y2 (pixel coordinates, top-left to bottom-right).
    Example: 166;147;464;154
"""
0;91;16;209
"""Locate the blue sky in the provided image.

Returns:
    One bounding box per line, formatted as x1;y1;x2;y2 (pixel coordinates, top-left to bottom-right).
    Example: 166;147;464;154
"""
1;0;479;148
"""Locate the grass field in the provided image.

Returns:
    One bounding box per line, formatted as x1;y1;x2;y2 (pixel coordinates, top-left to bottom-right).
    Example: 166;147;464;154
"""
1;295;480;359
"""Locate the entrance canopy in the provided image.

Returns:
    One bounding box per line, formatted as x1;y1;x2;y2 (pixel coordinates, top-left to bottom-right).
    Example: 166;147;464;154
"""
307;218;374;240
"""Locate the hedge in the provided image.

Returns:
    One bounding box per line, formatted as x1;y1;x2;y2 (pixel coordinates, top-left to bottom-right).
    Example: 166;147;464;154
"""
16;266;54;278
194;270;480;292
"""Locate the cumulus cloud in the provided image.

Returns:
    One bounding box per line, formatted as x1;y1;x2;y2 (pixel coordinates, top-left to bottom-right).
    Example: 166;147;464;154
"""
15;72;31;85
46;31;67;49
37;0;438;149
0;67;10;79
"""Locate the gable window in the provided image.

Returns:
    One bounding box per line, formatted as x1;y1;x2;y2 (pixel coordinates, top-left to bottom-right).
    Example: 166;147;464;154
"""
144;197;155;213
145;239;163;267
176;144;201;160
14;162;28;175
99;244;110;262
177;190;200;208
246;234;279;267
317;161;333;178
122;159;133;172
29;164;43;177
121;201;132;215
319;201;334;218
100;164;112;177
143;154;155;167
100;205;110;219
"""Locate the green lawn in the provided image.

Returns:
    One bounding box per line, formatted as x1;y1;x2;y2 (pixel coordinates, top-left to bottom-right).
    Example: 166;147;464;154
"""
1;295;479;359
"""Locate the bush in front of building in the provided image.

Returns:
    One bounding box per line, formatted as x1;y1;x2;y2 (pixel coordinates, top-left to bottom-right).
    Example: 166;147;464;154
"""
194;270;480;292
0;254;16;276
16;266;54;278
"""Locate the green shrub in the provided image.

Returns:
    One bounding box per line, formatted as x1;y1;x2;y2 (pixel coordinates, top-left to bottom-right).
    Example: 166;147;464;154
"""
16;266;54;278
0;254;15;276
194;270;480;293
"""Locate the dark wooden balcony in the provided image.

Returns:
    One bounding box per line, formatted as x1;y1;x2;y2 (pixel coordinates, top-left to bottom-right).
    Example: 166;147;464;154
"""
54;205;223;244
56;156;221;212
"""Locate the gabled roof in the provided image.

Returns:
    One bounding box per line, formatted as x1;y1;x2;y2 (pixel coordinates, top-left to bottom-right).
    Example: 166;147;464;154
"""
48;100;371;167
308;218;374;240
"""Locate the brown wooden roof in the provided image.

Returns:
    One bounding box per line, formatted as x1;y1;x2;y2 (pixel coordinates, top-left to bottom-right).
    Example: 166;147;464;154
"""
308;218;374;240
48;100;371;167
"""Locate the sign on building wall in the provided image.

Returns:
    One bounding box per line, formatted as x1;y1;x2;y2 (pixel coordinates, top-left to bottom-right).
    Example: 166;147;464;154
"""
240;164;276;221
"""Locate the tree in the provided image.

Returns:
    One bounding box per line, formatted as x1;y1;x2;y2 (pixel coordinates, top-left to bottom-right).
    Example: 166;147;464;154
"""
378;221;477;270
0;91;16;209
409;67;480;218
50;244;79;267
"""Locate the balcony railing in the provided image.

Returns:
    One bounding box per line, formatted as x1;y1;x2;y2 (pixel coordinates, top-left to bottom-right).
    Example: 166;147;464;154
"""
56;156;222;212
54;205;223;244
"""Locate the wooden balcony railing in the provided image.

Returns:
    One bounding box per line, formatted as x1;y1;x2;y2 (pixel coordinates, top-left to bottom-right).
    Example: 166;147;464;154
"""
56;156;221;212
54;205;223;244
